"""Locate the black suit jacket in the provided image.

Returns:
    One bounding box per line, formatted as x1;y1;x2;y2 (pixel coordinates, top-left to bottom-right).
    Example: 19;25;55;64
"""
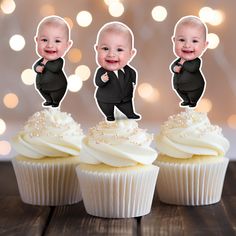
171;58;205;91
33;58;67;91
95;65;136;103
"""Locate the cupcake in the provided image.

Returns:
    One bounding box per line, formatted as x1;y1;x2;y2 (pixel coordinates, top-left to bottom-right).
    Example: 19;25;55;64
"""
76;119;159;218
12;109;84;206
155;110;230;206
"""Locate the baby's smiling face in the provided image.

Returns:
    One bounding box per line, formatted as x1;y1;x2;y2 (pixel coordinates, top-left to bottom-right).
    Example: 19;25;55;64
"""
95;31;135;71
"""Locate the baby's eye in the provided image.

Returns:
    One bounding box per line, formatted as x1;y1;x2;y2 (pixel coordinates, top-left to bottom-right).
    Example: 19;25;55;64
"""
117;48;124;52
178;38;185;42
41;38;47;42
101;47;109;51
192;39;199;43
55;39;61;43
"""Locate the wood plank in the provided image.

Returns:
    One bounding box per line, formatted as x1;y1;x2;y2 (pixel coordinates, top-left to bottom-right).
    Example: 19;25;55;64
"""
221;196;236;231
222;161;236;196
0;161;19;196
45;201;137;236
177;200;236;235
140;192;184;236
0;196;51;236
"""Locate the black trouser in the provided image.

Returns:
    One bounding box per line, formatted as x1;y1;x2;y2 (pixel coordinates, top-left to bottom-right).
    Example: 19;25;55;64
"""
39;87;67;105
97;100;135;119
176;87;204;104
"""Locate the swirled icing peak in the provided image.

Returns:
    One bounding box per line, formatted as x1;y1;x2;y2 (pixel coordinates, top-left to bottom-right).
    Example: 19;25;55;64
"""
12;109;84;159
80;119;157;167
156;110;230;158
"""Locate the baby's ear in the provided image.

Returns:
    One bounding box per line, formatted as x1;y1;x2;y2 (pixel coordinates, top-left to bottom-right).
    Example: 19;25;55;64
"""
171;36;175;43
94;44;98;52
67;40;73;49
34;36;38;43
131;48;137;57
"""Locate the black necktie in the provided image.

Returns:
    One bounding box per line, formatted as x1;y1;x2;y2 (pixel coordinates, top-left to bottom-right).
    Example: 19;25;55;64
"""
118;69;125;89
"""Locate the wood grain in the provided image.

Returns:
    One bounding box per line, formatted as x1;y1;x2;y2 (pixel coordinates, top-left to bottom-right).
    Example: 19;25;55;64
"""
0;161;235;236
45;202;137;236
0;196;50;236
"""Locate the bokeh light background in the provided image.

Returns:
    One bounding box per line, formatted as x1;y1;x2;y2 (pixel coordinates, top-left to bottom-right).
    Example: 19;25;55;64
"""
0;0;235;160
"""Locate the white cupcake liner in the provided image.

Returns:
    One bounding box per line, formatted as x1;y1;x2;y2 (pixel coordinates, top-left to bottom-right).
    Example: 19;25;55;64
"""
156;157;229;206
12;158;82;206
76;165;159;218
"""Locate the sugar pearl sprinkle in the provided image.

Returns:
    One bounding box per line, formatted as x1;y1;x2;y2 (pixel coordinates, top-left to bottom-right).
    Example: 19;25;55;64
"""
88;120;153;146
23;109;83;138
161;110;222;137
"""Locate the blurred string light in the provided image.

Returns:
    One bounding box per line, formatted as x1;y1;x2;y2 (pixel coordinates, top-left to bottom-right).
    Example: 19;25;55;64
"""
21;69;35;85
108;1;124;17
67;74;83;92
76;11;92;27
196;98;212;113
75;65;91;81
227;114;236;129
9;34;25;51
0;140;11;156
207;33;220;49
3;93;19;109
138;83;160;103
199;7;224;26
151;6;167;22
0;0;15;14
67;48;82;63
0;119;6;135
104;0;119;5
39;4;55;16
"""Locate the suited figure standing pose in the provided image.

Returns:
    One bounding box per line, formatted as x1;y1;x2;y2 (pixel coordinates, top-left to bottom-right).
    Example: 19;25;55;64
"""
170;16;208;108
94;21;141;121
33;16;72;107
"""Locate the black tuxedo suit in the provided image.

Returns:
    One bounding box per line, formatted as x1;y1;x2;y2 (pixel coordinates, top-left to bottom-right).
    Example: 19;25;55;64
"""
171;57;205;106
33;58;67;106
95;65;138;119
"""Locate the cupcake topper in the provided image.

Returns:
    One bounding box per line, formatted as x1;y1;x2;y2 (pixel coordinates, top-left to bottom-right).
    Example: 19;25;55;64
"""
33;15;73;108
94;21;141;122
170;15;209;109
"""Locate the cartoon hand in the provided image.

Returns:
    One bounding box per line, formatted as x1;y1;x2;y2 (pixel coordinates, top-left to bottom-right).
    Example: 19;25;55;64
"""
174;65;182;73
101;72;109;82
36;65;44;73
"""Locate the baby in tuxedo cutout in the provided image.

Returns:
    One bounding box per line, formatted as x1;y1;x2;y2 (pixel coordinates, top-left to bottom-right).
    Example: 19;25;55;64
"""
170;16;208;108
94;21;141;121
33;16;72;108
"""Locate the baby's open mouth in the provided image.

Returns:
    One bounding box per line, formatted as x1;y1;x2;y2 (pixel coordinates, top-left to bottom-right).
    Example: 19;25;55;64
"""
182;49;194;53
45;50;56;54
106;59;118;64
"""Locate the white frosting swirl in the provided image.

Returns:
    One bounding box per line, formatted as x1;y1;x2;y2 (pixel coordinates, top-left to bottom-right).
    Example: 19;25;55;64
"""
80;119;157;167
156;110;230;158
12;109;84;159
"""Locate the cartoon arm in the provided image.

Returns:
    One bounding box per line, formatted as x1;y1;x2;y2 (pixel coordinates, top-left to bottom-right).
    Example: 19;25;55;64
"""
95;68;109;87
130;67;136;85
171;59;182;74
33;59;45;73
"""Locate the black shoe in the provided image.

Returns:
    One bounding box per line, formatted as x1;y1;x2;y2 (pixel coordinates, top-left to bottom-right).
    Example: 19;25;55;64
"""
189;103;196;108
51;103;59;107
107;116;115;121
43;101;52;106
127;114;141;119
180;101;190;106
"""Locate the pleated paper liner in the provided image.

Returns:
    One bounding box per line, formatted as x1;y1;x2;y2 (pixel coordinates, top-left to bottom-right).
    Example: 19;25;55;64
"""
12;156;82;206
156;157;229;205
76;164;159;218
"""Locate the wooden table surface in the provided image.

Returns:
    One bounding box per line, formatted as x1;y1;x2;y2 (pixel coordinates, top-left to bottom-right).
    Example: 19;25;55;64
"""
0;161;235;236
